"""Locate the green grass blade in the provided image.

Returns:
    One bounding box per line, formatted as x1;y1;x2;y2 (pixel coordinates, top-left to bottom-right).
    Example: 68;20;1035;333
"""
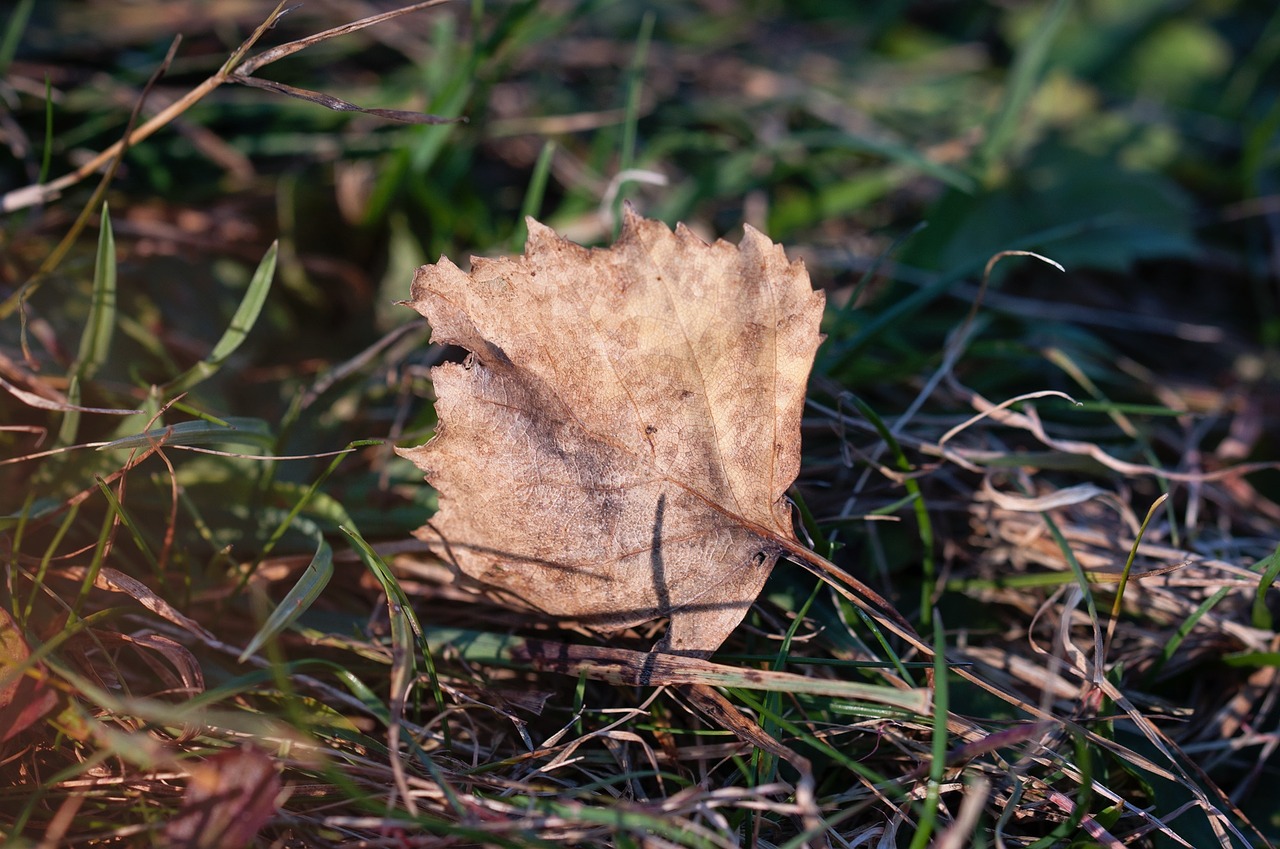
79;202;118;377
610;10;654;234
0;0;33;74
257;441;377;559
40;74;53;184
788;486;835;558
163;241;278;395
1250;544;1280;631
343;521;452;768
1039;511;1101;623
975;0;1071;176
510;139;557;252
422;627;928;708
340;525;447;730
1104;493;1169;657
847;393;935;625
798;130;976;193
1150;585;1231;682
728;687;897;791
829;220;928;330
93;476;158;576
238;539;334;662
95;417;274;451
1223;651;1280;668
56;376;84;448
907;609;948;849
619;11;653;175
58;203;117;445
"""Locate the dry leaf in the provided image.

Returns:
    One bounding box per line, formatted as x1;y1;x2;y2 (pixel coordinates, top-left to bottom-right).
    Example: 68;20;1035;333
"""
164;744;281;849
0;607;59;742
399;208;824;655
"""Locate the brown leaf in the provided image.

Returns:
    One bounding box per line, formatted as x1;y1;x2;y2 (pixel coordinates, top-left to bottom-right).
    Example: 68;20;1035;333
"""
398;208;824;655
164;745;281;849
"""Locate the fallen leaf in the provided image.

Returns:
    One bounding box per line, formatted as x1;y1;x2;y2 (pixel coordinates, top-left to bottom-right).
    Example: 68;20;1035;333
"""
399;208;824;655
164;745;281;849
0;607;59;742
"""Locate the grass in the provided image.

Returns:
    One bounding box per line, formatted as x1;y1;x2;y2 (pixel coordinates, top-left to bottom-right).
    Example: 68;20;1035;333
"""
3;1;1279;846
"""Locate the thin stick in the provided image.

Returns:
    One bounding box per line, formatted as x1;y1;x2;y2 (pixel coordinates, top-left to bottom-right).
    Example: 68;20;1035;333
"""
0;0;456;215
0;2;292;215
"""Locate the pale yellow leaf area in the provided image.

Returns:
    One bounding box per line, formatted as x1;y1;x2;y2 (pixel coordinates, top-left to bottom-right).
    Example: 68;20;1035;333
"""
399;208;825;655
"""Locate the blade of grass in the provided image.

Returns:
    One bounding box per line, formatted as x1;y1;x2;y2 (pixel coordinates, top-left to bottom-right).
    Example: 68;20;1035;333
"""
77;202;118;377
728;687;899;792
1223;651;1280;667
531;796;731;849
426;627;928;708
1038;510;1102;625
70;509;116;617
753;578;825;791
255;439;379;561
40;74;53;184
798;130;975;193
1023;733;1093;848
1103;493;1169;659
510;139;557;252
94;417;274;452
609;10;655;235
19;501;79;621
340;525;447;738
0;0;33;74
57;204;118;446
907;610;948;849
238;539;334;662
93;477;159;578
1250;543;1280;631
1148;585;1233;683
947;560;1186;592
162;242;278;395
847;393;936;627
974;0;1070;177
788;486;836;559
1045;347;1178;546
829;220;928;330
846;601;917;688
344;525;425;815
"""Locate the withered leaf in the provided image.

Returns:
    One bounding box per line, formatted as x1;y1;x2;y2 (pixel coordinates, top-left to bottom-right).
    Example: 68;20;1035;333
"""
399;208;824;655
164;745;281;849
0;607;58;742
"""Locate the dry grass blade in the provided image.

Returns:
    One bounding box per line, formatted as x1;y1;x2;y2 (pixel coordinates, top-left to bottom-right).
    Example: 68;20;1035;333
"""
56;566;216;644
232;68;462;126
0;372;138;414
231;0;455;76
511;635;927;709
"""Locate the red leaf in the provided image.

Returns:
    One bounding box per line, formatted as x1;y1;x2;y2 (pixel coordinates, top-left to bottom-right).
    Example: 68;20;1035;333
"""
0;607;58;743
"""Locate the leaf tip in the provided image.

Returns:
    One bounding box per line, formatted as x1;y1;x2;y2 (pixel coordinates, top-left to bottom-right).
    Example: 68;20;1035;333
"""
524;217;558;251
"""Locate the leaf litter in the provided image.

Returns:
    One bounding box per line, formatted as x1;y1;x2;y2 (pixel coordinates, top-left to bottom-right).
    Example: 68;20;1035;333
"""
7;4;1280;843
